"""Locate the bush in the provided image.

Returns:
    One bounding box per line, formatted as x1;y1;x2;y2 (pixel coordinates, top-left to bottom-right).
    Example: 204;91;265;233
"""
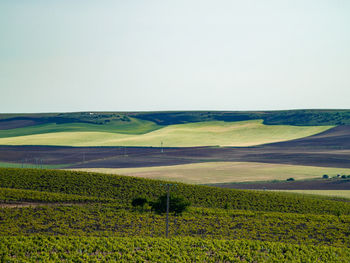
286;178;295;182
341;175;347;179
322;174;329;179
132;197;148;208
151;194;190;215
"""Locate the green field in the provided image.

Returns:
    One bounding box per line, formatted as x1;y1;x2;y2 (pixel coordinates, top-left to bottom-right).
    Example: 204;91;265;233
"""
0;117;161;138
71;161;350;184
2;236;349;262
1;168;350;261
0;120;332;147
270;190;350;199
2;168;350;215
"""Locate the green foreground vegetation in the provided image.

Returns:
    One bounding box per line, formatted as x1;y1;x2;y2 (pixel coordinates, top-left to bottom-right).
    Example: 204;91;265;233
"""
74;162;350;184
1;168;349;261
1;168;350;215
1;236;349;262
0;120;332;147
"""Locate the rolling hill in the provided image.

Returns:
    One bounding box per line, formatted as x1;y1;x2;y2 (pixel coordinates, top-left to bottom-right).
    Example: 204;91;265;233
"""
0;110;349;192
0;119;332;147
72;162;350;184
1;168;349;261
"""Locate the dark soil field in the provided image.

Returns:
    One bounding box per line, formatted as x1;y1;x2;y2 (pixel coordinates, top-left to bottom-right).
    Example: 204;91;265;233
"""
264;125;350;149
0;126;349;169
211;178;350;190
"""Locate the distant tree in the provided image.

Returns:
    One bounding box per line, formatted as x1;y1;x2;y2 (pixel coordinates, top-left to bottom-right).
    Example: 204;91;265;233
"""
286;178;295;182
322;174;329;179
150;194;190;215
341;175;347;179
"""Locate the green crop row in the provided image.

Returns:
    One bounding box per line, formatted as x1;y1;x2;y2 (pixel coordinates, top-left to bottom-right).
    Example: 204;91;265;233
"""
1;168;350;216
1;204;349;247
1;235;350;263
0;187;113;203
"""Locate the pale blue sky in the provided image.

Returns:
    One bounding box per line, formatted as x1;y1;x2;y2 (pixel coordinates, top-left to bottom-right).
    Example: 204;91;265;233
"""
1;0;349;113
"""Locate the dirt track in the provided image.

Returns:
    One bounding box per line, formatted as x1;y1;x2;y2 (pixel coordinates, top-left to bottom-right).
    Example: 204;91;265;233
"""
0;126;349;169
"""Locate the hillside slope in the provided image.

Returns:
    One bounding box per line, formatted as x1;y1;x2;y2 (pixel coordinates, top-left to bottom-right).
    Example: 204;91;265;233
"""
1;168;349;215
0;120;332;147
1;168;349;261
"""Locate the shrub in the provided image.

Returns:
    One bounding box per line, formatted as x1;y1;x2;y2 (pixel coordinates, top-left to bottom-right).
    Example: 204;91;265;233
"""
286;178;295;182
322;174;329;179
132;197;148;208
341;175;347;179
151;194;190;215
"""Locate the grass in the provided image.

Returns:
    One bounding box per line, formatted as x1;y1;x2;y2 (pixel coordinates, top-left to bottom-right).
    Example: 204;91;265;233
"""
69;161;350;184
0;120;332;147
270;190;350;199
0;117;161;138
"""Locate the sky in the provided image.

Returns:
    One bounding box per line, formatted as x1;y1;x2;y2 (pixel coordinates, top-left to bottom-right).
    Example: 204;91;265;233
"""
1;0;349;113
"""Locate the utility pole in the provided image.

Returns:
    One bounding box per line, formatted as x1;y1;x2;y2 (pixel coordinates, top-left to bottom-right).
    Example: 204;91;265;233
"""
161;141;164;153
166;184;170;238
161;183;176;238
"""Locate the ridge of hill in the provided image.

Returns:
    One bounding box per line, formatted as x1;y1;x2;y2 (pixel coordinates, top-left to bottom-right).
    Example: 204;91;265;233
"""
0;109;349;131
134;109;350;126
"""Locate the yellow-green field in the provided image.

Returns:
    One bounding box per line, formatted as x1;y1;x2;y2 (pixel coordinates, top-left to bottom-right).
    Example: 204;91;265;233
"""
270;190;350;199
0;120;332;147
69;162;350;184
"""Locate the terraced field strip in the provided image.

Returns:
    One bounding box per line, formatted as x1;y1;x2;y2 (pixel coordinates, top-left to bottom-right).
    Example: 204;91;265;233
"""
270;190;350;199
0;120;332;147
70;162;350;184
0;202;82;208
0;162;69;169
